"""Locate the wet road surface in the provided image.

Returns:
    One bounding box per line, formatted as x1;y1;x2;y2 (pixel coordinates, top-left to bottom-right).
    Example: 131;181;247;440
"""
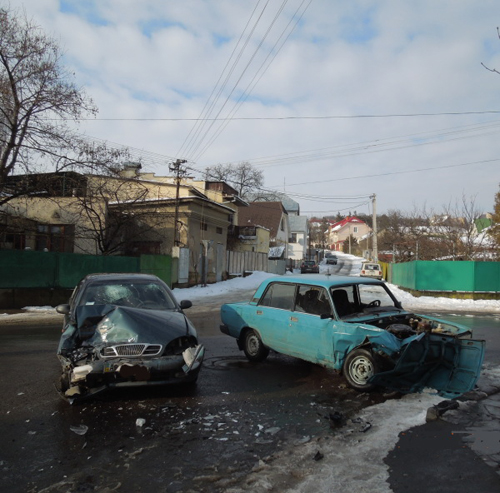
1;270;499;492
0;306;391;493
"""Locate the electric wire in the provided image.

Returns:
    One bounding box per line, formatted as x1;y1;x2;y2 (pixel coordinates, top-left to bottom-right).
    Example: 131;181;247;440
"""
57;109;500;121
185;0;293;161
191;0;313;162
176;0;269;159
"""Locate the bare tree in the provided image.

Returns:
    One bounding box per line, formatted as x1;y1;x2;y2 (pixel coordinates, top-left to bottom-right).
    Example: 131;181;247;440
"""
491;184;500;259
69;176;165;256
308;217;329;249
0;6;124;204
204;161;264;199
441;194;487;260
481;27;500;74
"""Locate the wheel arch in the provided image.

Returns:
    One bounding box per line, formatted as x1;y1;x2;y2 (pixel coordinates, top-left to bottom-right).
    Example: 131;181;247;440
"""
237;326;265;350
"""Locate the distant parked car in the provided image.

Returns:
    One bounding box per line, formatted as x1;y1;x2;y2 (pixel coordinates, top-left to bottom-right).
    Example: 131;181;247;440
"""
360;262;383;280
325;253;338;265
56;273;204;402
300;260;319;273
220;276;484;397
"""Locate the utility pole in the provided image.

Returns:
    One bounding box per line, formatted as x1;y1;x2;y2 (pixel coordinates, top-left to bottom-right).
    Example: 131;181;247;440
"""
371;193;378;261
169;159;187;246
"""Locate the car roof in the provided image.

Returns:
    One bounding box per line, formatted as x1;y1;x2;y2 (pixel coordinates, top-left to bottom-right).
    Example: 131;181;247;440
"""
261;274;384;289
80;273;162;284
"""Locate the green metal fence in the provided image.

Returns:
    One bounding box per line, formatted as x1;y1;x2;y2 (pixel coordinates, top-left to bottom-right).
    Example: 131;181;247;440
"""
390;260;500;293
0;250;173;289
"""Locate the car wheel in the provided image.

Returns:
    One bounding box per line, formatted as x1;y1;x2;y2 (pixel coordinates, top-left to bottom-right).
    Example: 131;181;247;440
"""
243;329;269;362
343;349;379;391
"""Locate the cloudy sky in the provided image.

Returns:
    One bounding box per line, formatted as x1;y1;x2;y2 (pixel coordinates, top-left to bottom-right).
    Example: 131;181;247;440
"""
5;0;500;216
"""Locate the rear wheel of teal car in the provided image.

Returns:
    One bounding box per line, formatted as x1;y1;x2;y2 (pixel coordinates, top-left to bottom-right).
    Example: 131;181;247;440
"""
343;349;379;391
243;329;269;362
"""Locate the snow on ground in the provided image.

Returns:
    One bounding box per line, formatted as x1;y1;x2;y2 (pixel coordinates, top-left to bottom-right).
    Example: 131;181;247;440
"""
170;251;500;314
234;392;444;493
171;270;276;301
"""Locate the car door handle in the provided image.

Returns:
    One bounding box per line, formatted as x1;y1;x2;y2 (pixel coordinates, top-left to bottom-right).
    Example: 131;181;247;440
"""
290;316;298;322
257;310;263;315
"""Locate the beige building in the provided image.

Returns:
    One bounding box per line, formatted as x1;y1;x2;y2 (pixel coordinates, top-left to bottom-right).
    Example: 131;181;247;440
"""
0;170;235;285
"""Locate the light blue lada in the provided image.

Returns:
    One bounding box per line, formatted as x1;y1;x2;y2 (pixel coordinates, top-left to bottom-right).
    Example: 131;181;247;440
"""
220;275;485;398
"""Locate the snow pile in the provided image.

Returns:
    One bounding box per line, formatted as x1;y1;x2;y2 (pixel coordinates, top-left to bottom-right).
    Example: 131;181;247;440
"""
172;271;276;301
233;392;443;493
390;283;500;313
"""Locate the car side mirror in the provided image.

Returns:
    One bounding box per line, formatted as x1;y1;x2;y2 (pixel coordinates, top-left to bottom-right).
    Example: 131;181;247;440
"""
56;304;70;315
180;300;192;310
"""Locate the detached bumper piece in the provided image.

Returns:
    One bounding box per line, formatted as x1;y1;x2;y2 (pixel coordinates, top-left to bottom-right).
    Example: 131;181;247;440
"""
369;332;485;398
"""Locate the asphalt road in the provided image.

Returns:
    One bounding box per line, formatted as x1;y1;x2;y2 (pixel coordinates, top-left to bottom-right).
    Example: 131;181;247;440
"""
0;307;393;493
1;265;499;492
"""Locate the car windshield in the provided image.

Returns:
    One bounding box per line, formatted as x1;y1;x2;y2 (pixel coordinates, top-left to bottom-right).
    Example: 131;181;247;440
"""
78;280;178;311
330;283;399;319
357;284;395;307
304;261;315;265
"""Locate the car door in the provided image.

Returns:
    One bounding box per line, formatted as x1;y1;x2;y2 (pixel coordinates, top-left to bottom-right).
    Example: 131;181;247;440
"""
255;282;297;353
287;285;335;366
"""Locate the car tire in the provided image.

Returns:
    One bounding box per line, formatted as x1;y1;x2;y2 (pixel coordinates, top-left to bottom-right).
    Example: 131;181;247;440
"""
343;348;379;391
243;329;269;362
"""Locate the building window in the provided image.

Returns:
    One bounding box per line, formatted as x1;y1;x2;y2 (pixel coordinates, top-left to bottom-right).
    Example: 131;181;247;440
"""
35;224;74;252
280;218;284;231
290;233;297;243
200;221;208;231
216;227;223;234
353;226;358;233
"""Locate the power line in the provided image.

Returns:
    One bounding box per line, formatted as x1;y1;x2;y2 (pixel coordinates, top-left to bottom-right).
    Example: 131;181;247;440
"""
46;110;500;121
220;120;500;169
176;0;270;159
267;158;500;188
191;0;313;162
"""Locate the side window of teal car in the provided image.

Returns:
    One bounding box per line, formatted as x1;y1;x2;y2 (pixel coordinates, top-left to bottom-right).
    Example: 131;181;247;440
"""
295;285;332;316
259;283;296;310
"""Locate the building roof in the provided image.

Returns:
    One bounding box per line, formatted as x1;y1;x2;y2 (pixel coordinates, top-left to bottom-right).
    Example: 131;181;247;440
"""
330;216;367;231
238;201;288;239
289;215;308;232
245;191;300;214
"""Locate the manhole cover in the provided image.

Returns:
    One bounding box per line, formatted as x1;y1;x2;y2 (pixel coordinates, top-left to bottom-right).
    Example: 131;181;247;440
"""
204;356;255;370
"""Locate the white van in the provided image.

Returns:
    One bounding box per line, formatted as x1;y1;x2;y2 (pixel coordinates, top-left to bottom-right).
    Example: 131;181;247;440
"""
360;262;383;280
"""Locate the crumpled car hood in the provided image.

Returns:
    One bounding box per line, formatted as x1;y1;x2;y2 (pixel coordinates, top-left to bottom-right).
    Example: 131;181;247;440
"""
59;304;192;351
368;331;485;398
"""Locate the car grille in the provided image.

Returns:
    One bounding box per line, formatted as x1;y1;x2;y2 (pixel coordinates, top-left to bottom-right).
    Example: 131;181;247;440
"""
101;344;163;358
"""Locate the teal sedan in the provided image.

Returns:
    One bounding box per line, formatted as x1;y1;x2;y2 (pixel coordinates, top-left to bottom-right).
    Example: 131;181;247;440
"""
220;275;485;398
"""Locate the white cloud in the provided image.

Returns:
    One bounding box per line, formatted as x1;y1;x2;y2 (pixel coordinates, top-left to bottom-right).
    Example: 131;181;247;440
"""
4;0;500;215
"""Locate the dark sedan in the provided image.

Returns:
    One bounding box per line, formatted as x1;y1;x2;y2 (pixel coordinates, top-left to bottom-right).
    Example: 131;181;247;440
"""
56;273;204;403
300;260;319;273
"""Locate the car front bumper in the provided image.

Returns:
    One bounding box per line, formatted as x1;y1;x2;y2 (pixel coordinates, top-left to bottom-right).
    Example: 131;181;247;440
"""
62;344;205;401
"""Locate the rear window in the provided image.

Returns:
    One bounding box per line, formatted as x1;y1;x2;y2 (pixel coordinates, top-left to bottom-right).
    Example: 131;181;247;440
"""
363;264;381;270
259;283;296;310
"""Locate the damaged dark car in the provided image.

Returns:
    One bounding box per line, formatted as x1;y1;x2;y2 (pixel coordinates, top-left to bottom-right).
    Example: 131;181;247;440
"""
56;273;204;402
